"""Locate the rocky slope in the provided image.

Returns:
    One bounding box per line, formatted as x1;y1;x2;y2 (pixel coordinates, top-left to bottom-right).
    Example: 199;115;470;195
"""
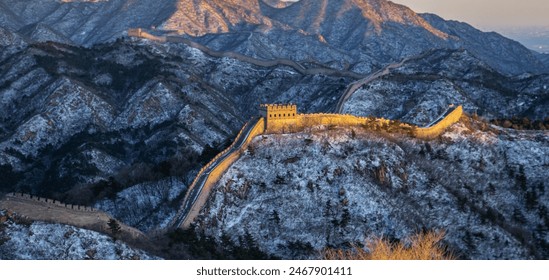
0;0;175;45
0;29;351;203
196;119;549;259
94;177;187;233
0;210;159;260
1;26;547;227
341;49;549;126
420;13;547;75
189;0;546;75
539;53;549;68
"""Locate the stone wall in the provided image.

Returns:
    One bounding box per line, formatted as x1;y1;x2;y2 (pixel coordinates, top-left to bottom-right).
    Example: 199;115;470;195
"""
176;106;463;229
127;28;166;42
265;113;396;134
260;104;298;120
265;107;462;138
128;30;364;79
178;117;265;229
0;193;149;245
413;106;463;139
5;193;97;212
127;28;142;37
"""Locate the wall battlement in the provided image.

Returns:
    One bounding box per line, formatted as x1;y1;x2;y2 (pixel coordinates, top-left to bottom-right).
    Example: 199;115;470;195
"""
174;104;463;229
4;193;97;212
262;105;462;136
260;104;298;131
0;192;149;244
413;105;463;139
127;28;166;42
175;117;266;229
260;104;297;119
127;28;142;37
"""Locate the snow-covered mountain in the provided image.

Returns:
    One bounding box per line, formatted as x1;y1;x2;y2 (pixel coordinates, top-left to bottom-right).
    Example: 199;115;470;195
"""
0;0;175;45
0;0;546;74
0;0;548;260
341;49;549;125
0;210;160;260
0;29;352;200
196;119;549;259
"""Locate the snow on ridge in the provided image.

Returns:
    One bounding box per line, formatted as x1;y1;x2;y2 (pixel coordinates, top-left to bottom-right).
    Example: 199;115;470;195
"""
0;220;160;260
197;124;548;259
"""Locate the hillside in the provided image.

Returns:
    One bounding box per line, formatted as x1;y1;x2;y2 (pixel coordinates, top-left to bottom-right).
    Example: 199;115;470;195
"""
194;118;549;259
0;32;351;203
188;0;546;75
0;210;159;260
0;0;548;260
340;49;549;125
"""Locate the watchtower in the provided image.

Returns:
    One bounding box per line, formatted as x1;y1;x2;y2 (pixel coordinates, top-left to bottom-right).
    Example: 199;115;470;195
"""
260;104;297;120
128;28;142;37
259;104;298;132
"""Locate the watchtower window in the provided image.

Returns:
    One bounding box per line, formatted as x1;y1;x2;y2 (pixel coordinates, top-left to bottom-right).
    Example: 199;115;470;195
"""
269;114;272;118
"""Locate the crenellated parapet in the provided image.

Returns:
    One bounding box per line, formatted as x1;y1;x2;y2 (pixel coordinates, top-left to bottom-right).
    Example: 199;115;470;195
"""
4;193;97;212
127;28;166;42
260;104;298;119
174;104;463;229
413;105;463;139
174;117;266;229
260;104;298;132
1;192;148;244
127;28;142;37
261;104;462;136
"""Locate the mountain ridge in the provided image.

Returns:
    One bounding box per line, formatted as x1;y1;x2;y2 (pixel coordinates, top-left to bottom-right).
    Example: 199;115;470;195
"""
0;0;546;74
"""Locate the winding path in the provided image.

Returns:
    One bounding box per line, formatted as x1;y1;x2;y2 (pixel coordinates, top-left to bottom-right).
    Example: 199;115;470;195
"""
131;30;460;229
0;193;148;244
130;30;365;79
335;58;408;113
173;117;262;229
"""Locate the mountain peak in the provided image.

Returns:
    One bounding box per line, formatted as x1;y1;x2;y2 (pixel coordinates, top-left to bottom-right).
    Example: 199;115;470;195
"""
160;0;448;39
262;0;448;38
161;0;272;36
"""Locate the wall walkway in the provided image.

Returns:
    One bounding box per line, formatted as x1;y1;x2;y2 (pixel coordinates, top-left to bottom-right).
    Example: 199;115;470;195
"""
173;117;265;229
173;106;463;229
129;29;463;230
413;106;463;139
128;29;364;79
0;193;147;244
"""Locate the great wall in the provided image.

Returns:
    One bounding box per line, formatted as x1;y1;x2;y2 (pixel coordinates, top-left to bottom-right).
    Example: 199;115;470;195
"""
173;104;464;229
0;192;148;244
3;193;97;212
0;28;466;236
127;29;365;79
414;105;464;139
334;58;409;113
172;116;266;229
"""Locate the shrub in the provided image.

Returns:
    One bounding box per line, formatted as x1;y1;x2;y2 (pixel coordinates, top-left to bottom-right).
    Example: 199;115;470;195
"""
321;230;454;260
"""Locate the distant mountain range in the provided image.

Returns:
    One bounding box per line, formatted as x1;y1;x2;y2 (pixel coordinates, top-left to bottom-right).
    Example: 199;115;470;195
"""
499;26;549;53
0;0;547;75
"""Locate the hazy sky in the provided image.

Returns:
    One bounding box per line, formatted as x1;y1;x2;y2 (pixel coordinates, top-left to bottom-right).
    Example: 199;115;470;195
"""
391;0;549;30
